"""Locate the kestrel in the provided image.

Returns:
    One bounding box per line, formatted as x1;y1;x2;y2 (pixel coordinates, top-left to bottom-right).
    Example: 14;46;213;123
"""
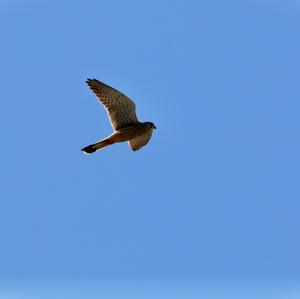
81;79;156;154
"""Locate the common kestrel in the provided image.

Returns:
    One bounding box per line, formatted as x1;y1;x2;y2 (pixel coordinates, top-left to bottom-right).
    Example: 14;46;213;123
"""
81;79;156;154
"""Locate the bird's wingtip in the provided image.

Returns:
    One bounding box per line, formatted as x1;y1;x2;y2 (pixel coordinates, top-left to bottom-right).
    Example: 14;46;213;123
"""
86;78;101;86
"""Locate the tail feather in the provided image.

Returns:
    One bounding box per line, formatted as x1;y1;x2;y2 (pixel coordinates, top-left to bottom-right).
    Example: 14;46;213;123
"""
81;138;113;154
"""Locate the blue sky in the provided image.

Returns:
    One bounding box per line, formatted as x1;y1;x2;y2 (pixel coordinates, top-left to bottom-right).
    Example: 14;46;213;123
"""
1;0;300;298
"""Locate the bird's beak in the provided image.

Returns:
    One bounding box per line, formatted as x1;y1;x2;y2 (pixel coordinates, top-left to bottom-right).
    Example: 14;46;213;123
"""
153;124;157;129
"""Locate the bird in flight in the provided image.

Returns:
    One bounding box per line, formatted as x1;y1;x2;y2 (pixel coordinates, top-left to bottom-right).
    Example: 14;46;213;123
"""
81;79;156;154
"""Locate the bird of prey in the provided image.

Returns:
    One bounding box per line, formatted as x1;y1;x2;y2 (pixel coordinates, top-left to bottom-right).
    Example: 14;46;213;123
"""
81;79;156;154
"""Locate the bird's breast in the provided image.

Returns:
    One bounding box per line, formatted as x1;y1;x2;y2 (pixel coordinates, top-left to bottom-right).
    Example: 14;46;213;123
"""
113;124;148;142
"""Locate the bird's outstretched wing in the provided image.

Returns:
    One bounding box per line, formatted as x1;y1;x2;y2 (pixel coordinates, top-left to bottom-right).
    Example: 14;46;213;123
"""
86;78;138;130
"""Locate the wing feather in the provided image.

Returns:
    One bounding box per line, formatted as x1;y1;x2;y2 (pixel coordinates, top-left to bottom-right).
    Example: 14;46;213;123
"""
86;79;138;130
128;129;153;151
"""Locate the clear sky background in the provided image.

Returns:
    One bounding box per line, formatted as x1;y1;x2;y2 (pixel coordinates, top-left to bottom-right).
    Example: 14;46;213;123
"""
1;0;300;298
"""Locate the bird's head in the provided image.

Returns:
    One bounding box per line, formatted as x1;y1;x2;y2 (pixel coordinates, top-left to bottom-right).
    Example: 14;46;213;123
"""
144;122;156;129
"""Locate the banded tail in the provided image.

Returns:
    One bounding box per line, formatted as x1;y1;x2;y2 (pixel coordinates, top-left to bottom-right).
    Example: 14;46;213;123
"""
81;138;114;154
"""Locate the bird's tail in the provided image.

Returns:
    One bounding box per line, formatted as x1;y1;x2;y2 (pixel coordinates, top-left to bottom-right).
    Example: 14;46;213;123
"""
81;137;114;154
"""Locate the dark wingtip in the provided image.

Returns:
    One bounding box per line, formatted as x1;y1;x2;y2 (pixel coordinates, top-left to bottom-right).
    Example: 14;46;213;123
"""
86;78;101;86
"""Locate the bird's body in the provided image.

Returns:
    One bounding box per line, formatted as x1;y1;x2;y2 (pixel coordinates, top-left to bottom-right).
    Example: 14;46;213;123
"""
81;79;156;154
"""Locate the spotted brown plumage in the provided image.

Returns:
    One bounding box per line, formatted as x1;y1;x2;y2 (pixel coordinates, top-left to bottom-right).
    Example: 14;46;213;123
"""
81;79;156;154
